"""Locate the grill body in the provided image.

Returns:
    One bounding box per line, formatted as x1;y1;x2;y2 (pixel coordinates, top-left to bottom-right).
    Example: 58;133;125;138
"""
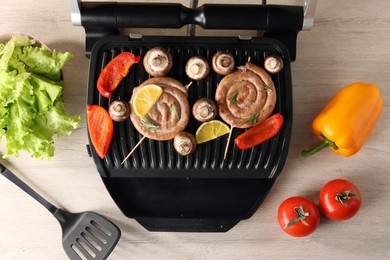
87;36;292;231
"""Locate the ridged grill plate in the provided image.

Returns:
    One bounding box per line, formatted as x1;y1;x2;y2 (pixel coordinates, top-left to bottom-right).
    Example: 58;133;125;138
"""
87;36;292;179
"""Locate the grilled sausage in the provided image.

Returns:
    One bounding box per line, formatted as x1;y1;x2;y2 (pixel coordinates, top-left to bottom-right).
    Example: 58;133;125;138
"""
215;61;277;128
130;77;190;140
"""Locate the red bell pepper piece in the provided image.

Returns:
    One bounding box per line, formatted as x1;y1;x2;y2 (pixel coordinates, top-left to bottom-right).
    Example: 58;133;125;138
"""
97;52;141;98
87;105;114;159
234;113;284;150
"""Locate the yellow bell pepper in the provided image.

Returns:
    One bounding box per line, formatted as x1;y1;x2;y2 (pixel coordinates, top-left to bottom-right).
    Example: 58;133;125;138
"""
302;82;383;157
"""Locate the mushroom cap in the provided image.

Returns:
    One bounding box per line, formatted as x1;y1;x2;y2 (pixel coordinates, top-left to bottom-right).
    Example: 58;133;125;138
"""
264;55;284;74
192;98;218;122
173;131;197;156
212;51;235;75
143;47;173;77
185;56;210;80
109;100;130;122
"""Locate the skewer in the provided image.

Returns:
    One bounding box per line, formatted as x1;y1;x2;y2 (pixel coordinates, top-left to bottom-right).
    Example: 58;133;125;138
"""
121;136;146;165
223;126;234;160
185;81;193;89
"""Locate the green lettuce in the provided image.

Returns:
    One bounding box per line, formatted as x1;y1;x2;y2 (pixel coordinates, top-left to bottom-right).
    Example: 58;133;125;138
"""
0;35;80;159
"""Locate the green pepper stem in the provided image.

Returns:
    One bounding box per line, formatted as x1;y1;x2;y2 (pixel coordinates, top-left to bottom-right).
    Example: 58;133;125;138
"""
301;134;338;157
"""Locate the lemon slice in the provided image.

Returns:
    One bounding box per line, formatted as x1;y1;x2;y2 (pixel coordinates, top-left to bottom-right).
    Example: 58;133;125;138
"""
132;84;163;118
195;120;230;144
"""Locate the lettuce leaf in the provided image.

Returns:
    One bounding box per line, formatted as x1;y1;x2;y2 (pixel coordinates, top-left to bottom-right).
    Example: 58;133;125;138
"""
18;46;72;81
0;35;80;159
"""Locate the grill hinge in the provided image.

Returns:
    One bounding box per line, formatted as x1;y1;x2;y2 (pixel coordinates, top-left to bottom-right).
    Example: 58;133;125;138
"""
129;33;144;40
238;35;253;41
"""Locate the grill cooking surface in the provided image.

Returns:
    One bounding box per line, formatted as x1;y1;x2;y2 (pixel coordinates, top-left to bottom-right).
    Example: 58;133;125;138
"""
87;35;292;179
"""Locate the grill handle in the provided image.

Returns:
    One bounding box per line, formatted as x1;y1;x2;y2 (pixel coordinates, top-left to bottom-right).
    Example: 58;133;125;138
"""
80;3;303;32
73;1;307;59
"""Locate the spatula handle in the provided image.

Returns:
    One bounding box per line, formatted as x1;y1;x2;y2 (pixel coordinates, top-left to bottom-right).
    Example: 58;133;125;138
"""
0;163;59;215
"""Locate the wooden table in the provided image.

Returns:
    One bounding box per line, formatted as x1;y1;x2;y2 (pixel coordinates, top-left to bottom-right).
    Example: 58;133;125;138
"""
1;0;389;259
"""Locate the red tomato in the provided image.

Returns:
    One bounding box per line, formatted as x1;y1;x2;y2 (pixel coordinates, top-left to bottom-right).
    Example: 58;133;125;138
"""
277;196;320;237
319;179;361;221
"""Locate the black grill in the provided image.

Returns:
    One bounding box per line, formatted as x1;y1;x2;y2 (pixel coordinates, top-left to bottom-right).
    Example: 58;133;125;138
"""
79;1;304;232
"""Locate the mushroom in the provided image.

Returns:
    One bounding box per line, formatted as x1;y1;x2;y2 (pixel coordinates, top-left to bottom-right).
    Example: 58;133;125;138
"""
185;56;210;80
264;55;284;74
192;98;217;122
173;132;197;156
109;100;130;122
212;51;235;75
143;47;173;77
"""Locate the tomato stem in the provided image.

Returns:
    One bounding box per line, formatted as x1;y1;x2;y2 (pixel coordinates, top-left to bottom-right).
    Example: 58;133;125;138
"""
335;190;360;207
284;205;309;229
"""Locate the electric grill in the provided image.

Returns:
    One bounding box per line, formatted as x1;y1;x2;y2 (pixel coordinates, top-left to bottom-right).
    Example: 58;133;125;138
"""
71;0;317;232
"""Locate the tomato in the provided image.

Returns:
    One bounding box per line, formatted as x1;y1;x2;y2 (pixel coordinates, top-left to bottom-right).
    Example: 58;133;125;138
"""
277;196;320;237
319;179;361;221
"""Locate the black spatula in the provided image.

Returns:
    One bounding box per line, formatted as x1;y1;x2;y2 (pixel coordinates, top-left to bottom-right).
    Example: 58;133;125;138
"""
0;163;120;260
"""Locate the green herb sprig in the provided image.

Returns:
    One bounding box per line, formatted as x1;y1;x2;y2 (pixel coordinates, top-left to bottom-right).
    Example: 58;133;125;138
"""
262;80;272;92
141;118;159;132
243;113;259;125
169;104;180;121
229;91;238;103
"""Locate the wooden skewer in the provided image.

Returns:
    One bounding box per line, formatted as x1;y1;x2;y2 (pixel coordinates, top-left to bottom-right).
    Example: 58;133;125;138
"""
185;81;193;89
223;126;234;160
121;136;146;165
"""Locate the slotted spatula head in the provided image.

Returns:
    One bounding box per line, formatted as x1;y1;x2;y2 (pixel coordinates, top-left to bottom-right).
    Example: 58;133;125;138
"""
56;210;121;260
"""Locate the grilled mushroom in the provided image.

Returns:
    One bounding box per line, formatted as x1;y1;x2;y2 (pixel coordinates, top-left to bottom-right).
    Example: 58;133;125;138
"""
185;56;210;80
264;55;284;74
192;98;217;122
109;100;130;122
212;51;235;75
173;132;197;156
143;47;173;77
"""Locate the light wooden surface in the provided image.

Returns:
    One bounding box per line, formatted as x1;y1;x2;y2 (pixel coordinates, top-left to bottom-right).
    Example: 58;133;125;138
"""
1;0;389;259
